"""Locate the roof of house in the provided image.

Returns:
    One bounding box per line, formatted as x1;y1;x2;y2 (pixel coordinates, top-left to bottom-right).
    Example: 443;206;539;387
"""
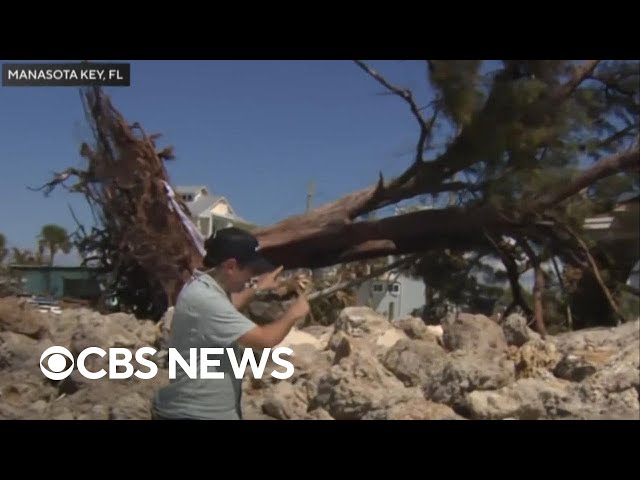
175;184;255;227
580;190;639;247
186;193;225;217
176;185;209;196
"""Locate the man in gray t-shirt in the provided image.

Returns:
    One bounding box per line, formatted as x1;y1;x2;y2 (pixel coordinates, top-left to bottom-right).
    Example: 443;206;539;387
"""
151;227;310;420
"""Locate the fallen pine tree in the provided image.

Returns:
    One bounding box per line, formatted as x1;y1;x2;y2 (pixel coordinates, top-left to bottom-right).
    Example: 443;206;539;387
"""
31;60;639;331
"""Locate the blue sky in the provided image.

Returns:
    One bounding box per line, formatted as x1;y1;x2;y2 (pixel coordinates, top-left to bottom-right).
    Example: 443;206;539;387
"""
0;60;442;264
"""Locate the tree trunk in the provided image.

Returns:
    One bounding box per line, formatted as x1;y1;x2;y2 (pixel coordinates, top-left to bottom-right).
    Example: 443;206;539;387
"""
551;255;573;330
532;265;547;338
257;205;527;269
518;238;548;338
254;147;639;270
483;231;533;318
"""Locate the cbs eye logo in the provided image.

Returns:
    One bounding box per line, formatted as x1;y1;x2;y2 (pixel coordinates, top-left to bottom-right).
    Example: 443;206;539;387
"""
40;346;75;380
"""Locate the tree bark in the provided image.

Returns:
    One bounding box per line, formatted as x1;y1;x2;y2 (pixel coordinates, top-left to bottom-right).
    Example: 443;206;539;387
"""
258;206;528;269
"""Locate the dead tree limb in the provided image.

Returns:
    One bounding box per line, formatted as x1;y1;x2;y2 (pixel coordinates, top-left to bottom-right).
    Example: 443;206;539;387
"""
354;60;438;165
307;254;419;301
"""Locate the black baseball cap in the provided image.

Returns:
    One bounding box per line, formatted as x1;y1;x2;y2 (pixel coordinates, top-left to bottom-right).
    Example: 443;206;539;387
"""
203;227;275;275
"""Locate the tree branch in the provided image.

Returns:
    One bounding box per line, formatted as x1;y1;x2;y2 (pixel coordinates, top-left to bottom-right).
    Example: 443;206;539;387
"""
558;61;601;97
534;146;639;210
596;125;637;150
354;60;435;165
27;168;93;196
307;254;419;301
558;222;627;325
588;71;638;97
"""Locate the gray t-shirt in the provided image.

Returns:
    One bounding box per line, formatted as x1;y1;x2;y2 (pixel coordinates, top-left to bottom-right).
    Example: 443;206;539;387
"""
152;270;256;420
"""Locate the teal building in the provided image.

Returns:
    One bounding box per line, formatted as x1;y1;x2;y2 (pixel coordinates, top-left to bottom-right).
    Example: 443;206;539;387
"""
9;265;104;300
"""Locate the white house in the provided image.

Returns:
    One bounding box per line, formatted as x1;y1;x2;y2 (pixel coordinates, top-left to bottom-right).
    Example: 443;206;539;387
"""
355;263;426;321
175;185;255;238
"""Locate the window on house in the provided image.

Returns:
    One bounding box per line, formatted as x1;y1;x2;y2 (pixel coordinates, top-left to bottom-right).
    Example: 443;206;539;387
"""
388;283;400;293
372;283;384;293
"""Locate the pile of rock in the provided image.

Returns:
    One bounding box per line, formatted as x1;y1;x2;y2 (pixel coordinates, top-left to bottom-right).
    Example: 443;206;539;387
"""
242;307;639;420
0;296;638;420
0;297;164;420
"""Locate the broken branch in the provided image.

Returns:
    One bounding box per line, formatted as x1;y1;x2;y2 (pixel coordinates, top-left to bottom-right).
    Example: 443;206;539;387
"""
307;254;419;301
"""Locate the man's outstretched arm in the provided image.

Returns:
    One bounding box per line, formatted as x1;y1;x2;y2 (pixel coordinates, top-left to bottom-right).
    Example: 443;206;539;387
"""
237;294;310;349
231;265;285;311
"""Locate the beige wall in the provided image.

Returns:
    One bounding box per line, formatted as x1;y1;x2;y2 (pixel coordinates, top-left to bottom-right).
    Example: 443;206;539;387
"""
211;201;232;216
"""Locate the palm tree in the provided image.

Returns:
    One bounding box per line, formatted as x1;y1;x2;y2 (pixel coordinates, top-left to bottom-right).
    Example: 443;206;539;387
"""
37;224;72;266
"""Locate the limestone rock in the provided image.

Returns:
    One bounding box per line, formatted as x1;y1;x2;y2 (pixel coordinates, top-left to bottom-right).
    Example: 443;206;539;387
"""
109;392;151;420
364;395;466;420
311;350;409;420
262;382;310;420
502;314;540;347
442;312;508;355
382;339;448;387
423;350;516;412
0;297;49;339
